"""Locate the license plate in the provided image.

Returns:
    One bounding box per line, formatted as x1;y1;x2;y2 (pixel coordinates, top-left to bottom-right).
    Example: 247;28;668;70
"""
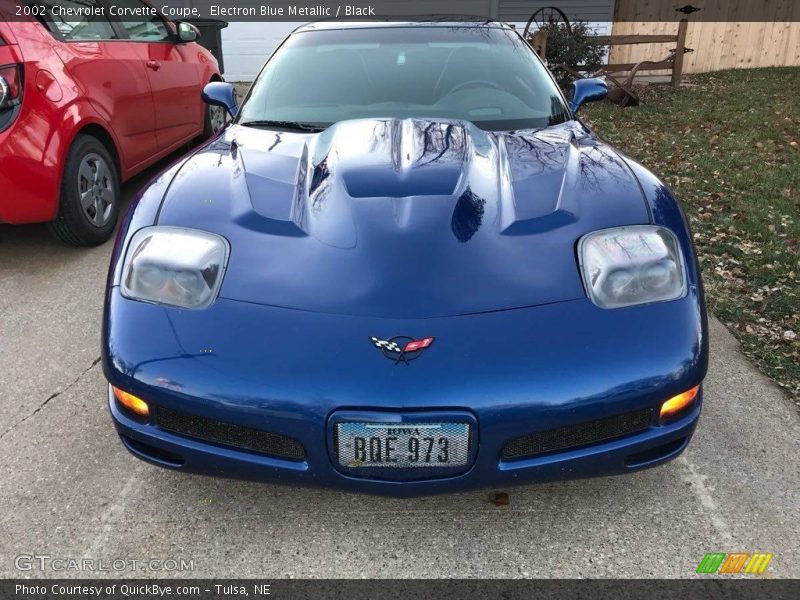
336;422;470;468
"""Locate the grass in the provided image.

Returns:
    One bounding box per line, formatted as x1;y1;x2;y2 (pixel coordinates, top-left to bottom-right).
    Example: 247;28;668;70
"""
582;67;800;403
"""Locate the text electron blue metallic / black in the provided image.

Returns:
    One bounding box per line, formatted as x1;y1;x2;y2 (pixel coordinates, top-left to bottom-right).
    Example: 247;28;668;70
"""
102;20;708;496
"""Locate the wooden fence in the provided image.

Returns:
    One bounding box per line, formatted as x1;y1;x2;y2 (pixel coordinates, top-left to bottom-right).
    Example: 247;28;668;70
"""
610;0;800;73
531;19;690;87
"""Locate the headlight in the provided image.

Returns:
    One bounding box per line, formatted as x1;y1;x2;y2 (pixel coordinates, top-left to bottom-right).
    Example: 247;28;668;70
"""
578;226;686;309
121;227;229;309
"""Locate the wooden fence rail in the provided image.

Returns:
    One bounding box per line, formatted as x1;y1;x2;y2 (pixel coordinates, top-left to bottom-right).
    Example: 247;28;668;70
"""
532;19;690;88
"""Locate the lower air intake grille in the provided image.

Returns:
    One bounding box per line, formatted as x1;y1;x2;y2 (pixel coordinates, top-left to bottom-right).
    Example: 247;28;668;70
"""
501;408;653;460
155;406;306;461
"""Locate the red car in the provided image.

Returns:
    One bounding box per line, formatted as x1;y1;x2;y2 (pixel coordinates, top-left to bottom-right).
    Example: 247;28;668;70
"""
0;0;223;245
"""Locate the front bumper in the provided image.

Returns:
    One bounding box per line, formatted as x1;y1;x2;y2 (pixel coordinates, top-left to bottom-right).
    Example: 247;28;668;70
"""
103;287;707;496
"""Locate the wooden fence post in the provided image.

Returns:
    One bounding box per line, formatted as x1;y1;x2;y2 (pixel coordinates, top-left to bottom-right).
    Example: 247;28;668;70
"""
672;18;689;87
532;30;548;60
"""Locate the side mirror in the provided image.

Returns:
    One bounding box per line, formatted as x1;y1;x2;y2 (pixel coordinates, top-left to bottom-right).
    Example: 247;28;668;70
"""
202;82;238;118
569;77;608;114
177;22;199;43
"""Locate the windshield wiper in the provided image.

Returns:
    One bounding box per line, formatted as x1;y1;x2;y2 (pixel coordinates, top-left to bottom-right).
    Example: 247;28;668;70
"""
238;119;324;132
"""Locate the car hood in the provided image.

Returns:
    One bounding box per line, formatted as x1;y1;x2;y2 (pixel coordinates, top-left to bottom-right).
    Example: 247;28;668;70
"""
156;118;650;319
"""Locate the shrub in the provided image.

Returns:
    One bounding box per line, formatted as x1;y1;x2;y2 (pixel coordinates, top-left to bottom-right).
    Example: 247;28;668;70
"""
531;21;606;88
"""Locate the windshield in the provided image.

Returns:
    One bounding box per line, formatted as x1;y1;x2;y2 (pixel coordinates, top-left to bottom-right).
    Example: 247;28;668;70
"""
238;26;571;132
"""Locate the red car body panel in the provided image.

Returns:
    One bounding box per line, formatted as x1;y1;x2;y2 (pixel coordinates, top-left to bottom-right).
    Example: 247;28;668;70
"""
0;5;220;224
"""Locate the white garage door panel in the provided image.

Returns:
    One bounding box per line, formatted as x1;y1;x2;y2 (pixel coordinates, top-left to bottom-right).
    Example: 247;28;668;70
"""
219;1;615;81
497;0;615;22
498;0;614;37
222;22;301;81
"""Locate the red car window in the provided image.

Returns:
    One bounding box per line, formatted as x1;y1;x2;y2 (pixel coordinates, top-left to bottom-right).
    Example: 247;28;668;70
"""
41;0;118;40
114;0;172;42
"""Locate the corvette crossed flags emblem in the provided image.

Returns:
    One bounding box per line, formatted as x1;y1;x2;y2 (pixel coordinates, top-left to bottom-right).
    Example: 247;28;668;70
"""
369;336;435;365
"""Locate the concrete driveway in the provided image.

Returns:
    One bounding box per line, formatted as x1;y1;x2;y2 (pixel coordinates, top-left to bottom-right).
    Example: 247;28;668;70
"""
0;162;798;579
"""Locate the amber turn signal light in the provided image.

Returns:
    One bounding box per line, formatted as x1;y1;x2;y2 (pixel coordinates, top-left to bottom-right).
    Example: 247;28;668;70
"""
659;385;699;423
112;386;150;418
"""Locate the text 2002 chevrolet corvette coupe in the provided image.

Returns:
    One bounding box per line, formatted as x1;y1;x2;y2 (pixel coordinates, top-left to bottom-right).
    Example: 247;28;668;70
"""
103;20;708;496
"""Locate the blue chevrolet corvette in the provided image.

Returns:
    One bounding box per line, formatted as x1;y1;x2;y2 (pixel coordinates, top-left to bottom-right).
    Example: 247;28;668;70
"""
102;20;708;496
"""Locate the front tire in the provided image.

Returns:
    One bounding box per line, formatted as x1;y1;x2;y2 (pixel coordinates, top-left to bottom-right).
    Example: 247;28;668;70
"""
203;102;227;139
47;135;120;246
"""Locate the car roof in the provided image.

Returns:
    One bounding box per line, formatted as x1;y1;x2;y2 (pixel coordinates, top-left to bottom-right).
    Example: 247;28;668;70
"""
293;18;515;34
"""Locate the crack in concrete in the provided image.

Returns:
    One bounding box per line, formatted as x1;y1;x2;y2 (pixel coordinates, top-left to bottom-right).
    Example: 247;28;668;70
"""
0;356;101;442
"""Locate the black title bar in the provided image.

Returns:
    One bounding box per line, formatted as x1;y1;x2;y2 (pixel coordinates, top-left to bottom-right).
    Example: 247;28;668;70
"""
3;579;800;600
2;1;800;22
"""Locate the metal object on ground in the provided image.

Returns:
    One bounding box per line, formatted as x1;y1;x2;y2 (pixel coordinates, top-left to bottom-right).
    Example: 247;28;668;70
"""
554;46;695;108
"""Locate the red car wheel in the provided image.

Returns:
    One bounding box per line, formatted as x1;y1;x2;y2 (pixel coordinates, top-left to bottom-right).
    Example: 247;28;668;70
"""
47;135;120;246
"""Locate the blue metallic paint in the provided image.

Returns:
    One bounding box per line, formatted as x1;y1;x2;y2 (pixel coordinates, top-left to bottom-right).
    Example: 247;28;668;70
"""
116;119;653;319
569;78;608;114
201;81;239;118
103;26;708;496
103;282;706;495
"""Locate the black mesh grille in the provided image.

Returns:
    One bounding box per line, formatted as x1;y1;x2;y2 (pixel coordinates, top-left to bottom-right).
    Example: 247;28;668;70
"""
501;408;654;460
155;406;306;461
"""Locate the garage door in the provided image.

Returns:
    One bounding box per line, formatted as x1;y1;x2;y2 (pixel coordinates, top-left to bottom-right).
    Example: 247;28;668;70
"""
217;1;615;81
221;22;301;82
